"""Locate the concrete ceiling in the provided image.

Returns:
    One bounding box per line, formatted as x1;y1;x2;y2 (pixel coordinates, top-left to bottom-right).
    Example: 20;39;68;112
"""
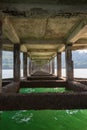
0;1;87;65
0;0;87;5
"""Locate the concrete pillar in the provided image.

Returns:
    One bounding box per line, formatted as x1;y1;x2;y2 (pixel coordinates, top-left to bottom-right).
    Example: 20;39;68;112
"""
50;61;52;74
31;60;33;74
23;52;27;79
46;63;49;73
49;61;51;74
32;61;34;73
52;58;54;75
29;59;31;76
0;21;2;92
13;44;20;82
57;52;61;78
65;44;74;81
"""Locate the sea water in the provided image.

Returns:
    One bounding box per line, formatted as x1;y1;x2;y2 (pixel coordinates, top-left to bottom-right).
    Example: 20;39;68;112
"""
2;69;87;79
1;109;87;130
1;69;87;130
0;88;87;130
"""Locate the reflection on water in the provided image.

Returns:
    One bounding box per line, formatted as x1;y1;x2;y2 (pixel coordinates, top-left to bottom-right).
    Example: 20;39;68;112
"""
66;110;79;115
12;110;33;123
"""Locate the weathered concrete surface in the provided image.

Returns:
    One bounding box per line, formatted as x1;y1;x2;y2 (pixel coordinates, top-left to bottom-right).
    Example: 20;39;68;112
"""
1;0;87;5
2;82;20;93
65;44;74;81
20;80;66;88
13;44;20;82
31;70;53;76
57;52;61;78
2;80;12;86
52;58;55;75
27;76;58;80
66;81;87;92
75;79;87;86
23;52;27;78
79;81;87;86
1;92;87;110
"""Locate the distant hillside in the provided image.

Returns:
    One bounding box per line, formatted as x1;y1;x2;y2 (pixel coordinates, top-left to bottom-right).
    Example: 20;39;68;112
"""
2;51;23;69
2;50;87;69
61;51;87;68
2;51;13;69
72;51;87;68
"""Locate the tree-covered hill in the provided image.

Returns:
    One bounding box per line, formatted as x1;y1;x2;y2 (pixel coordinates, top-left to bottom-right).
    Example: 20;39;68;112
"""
2;51;23;69
58;50;87;69
2;50;87;69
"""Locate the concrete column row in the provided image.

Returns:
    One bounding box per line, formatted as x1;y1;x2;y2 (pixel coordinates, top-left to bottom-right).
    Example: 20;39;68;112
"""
50;44;73;81
0;19;74;93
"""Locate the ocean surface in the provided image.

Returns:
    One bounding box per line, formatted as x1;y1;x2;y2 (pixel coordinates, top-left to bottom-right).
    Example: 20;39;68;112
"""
1;69;87;130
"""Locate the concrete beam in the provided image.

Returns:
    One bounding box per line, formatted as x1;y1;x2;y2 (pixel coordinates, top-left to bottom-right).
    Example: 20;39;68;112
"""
1;92;87;110
72;45;87;50
1;3;87;18
75;39;87;45
28;49;57;53
21;38;64;45
67;20;87;43
32;58;50;61
1;0;87;5
3;17;20;43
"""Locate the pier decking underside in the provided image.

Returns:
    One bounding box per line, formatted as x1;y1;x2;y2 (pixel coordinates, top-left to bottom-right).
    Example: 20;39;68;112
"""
0;71;87;110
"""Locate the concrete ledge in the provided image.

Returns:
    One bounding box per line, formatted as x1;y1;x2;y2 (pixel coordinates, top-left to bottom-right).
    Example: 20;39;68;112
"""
27;76;58;80
20;80;66;88
75;79;87;86
0;92;87;110
67;81;87;91
2;82;20;93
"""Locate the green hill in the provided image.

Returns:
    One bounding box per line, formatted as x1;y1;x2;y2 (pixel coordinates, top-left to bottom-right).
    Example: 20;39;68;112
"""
2;50;87;69
2;51;23;69
58;50;87;69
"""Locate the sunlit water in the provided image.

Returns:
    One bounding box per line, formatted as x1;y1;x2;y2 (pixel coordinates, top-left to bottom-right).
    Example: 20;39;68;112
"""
2;69;23;79
2;69;87;79
61;69;87;78
1;70;87;130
